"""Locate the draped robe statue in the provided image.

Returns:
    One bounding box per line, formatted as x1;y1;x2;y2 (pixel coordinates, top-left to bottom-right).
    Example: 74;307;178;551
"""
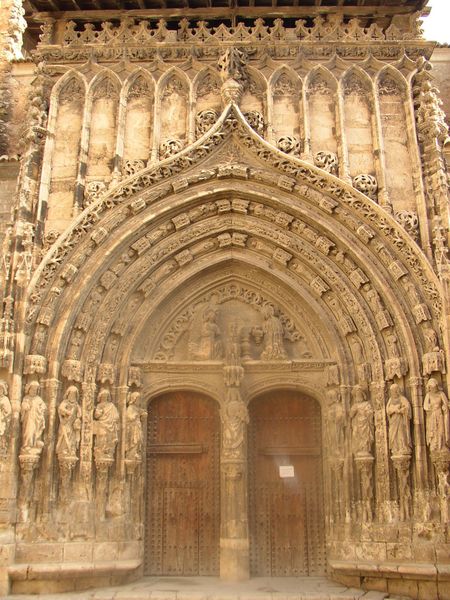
386;384;412;456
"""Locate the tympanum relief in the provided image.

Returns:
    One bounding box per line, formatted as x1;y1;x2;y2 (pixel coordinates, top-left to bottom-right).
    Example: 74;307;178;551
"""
145;286;312;363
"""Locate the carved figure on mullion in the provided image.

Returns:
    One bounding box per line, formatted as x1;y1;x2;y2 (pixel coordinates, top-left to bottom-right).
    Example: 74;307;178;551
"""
349;385;374;457
221;387;249;460
0;380;11;454
260;304;287;360
423;378;450;452
56;385;82;459
386;384;412;457
20;380;46;455
93;388;119;461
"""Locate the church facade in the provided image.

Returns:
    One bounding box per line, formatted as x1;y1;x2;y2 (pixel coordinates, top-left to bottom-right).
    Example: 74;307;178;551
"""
0;0;449;597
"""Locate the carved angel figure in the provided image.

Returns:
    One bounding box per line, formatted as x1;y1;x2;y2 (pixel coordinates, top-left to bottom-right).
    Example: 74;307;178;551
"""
56;385;82;458
423;378;450;452
221;388;249;459
386;384;412;456
349;385;374;457
260;305;287;360
20;380;46;454
93;388;119;460
0;380;11;450
125;391;145;461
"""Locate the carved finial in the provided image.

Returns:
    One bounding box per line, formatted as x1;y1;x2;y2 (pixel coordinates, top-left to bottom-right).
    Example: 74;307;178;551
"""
217;47;248;106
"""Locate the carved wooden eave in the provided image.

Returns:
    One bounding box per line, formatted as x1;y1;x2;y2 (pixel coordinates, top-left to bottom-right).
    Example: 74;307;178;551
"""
20;102;445;393
26;0;429;20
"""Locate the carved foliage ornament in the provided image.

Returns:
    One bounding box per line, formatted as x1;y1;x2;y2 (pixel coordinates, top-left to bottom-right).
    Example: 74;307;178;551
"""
352;174;378;201
196;109;219;137
25;105;441;332
314;151;338;175
59;15;424;48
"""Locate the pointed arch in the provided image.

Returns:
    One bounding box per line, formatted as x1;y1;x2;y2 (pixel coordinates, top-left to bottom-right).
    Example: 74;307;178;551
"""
84;69;121;180
121;69;155;168
42;70;88;233
377;64;418;218
268;65;303;151
156;67;191;157
305;66;338;164
193;67;222;138
305;64;338;93
340;66;377;184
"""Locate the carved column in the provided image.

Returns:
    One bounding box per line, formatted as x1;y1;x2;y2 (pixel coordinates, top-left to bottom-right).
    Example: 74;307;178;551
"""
39;377;60;517
391;455;412;521
431;450;450;524
71;376;96;536
220;363;249;581
370;86;391;211
335;82;352;184
370;380;391;520
408;376;429;518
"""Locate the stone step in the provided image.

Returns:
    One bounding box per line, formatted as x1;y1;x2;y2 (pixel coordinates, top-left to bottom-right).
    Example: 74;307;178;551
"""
11;577;390;600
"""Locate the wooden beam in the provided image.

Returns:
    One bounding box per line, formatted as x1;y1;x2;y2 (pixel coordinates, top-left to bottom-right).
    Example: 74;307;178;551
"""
28;4;430;21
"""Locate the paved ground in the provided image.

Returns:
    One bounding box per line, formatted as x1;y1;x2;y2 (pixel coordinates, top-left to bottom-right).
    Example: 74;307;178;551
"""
11;576;390;600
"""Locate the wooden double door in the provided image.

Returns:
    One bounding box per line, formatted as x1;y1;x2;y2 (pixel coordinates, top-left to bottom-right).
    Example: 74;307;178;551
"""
145;389;325;577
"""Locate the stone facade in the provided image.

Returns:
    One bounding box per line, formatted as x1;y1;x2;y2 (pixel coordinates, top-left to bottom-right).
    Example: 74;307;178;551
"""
0;1;449;598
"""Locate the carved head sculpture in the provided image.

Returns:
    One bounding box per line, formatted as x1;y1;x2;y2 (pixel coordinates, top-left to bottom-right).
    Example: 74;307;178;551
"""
326;387;339;405
351;384;367;404
262;304;275;319
64;385;79;404
389;383;401;402
128;391;141;406
97;388;111;404
426;378;439;393
25;380;40;396
0;380;8;396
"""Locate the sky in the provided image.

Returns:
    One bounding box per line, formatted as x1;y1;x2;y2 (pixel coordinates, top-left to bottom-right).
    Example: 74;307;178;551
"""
422;0;450;44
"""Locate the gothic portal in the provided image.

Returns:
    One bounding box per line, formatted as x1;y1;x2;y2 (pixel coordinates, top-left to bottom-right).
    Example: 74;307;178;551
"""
0;0;449;598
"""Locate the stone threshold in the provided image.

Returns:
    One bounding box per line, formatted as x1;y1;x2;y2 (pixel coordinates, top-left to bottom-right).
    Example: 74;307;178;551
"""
10;576;390;600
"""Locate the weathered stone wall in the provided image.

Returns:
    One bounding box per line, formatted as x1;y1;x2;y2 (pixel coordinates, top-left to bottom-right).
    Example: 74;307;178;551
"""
0;6;449;600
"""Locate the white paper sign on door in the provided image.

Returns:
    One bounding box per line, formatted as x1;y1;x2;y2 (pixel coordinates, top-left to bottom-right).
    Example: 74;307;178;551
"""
279;465;295;478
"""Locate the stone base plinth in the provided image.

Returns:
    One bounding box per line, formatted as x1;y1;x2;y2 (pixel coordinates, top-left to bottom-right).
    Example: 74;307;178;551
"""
220;538;249;581
329;559;450;600
8;559;142;594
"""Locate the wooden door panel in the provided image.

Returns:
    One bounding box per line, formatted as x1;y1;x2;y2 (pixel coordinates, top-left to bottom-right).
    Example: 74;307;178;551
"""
145;392;220;576
249;390;326;577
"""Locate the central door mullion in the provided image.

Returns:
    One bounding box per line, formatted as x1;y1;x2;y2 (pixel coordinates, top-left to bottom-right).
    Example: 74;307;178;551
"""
219;379;250;581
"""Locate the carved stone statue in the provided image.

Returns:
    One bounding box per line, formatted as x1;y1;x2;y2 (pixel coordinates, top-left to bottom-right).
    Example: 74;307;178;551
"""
125;391;145;461
0;380;11;452
326;388;345;449
386;384;412;456
20;380;46;454
93;388;119;460
191;307;222;360
260;304;287;360
423;378;450;452
56;385;82;459
221;388;249;459
350;385;374;457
